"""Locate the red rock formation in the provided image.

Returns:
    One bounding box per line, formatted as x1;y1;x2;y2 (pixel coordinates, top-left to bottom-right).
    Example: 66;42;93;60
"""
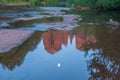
61;31;69;46
42;30;70;54
76;32;85;51
76;32;97;51
0;29;33;53
86;35;96;44
76;6;89;10
42;30;97;53
70;32;74;44
42;31;61;54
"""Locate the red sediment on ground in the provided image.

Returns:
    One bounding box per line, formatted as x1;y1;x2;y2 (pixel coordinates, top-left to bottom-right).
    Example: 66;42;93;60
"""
0;29;34;53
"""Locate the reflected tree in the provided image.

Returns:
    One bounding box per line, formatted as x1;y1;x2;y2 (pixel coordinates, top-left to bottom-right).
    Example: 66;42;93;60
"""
0;32;42;71
86;27;120;80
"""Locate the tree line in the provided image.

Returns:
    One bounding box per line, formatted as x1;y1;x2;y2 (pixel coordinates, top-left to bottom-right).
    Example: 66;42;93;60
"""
0;0;120;9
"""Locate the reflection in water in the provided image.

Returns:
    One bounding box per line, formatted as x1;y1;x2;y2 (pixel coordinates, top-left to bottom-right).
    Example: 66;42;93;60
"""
42;30;96;54
76;32;96;51
57;63;61;68
86;27;120;80
0;25;120;80
42;30;69;53
0;6;120;80
0;32;42;70
0;26;97;71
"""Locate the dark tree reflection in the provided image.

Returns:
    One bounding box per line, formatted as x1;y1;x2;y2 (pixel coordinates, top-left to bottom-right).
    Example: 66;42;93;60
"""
0;32;42;71
86;27;120;80
0;24;120;80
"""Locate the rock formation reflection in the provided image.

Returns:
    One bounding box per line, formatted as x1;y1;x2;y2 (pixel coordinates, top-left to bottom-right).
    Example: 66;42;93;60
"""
42;30;96;53
42;30;69;53
76;32;96;51
0;25;120;80
0;28;97;70
41;26;120;80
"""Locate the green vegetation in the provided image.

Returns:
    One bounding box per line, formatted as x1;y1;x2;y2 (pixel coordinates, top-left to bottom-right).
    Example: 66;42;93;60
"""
0;0;27;3
67;0;120;9
0;0;120;9
95;0;120;9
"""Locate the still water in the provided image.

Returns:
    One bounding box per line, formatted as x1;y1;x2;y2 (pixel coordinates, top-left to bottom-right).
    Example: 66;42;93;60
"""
0;6;120;80
0;29;91;80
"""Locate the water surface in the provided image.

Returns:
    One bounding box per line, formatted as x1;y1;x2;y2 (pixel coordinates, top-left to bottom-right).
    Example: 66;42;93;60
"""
0;6;120;80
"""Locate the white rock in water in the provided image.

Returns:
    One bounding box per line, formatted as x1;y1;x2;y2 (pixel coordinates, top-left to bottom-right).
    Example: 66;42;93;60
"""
0;23;9;27
106;19;120;26
78;18;82;21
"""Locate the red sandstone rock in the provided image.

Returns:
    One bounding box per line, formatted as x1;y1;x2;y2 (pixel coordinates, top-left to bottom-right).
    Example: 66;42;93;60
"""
42;30;97;53
76;6;89;10
76;32;85;50
0;29;34;53
42;30;70;54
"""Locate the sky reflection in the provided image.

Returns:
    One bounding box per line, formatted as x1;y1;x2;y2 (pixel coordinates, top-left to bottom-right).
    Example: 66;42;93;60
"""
0;29;94;80
0;25;120;80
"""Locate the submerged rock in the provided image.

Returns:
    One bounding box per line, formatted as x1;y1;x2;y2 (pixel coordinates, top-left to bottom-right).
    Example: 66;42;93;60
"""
0;23;10;28
13;15;62;21
18;14;80;31
40;7;71;12
106;19;120;26
2;7;80;31
0;29;34;53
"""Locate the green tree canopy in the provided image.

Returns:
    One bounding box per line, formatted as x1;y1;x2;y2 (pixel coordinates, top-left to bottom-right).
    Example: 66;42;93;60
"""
0;0;120;9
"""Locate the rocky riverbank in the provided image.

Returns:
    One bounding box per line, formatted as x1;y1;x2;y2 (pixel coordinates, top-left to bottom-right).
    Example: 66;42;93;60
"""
0;7;80;53
0;29;34;53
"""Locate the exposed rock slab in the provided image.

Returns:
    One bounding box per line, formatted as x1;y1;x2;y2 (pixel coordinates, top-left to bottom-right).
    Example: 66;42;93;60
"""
0;22;10;28
18;14;80;31
106;19;120;26
0;29;34;53
13;15;52;21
